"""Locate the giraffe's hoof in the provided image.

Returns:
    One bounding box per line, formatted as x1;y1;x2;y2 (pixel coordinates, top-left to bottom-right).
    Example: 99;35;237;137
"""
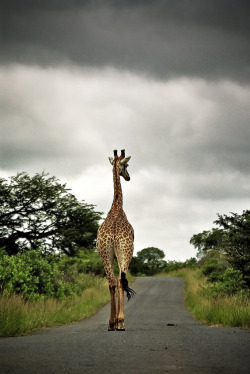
108;323;116;331
116;321;125;330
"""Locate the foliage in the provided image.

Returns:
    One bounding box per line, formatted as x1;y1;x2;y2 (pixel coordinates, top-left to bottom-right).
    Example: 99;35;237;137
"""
198;249;247;295
190;228;224;255
190;210;250;286
0;249;67;300
0;248;106;301
201;257;227;282
130;247;166;276
206;268;247;297
214;210;250;285
129;256;144;276
162;258;197;273
57;249;107;277
183;257;198;268
137;247;165;263
130;249;197;276
0;172;102;256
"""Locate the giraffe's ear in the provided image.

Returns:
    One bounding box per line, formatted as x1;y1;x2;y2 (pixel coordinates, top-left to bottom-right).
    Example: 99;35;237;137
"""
120;156;131;165
109;157;114;165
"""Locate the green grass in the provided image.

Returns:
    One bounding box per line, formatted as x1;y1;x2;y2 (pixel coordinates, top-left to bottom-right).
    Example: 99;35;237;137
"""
0;277;110;337
160;268;250;328
0;273;135;337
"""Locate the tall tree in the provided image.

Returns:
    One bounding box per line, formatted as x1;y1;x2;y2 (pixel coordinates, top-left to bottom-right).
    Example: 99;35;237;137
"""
214;210;250;284
0;172;102;256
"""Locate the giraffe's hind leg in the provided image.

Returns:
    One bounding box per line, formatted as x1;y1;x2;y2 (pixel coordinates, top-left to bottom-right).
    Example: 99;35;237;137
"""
108;284;117;331
116;274;125;330
97;238;117;330
115;239;134;331
105;262;117;331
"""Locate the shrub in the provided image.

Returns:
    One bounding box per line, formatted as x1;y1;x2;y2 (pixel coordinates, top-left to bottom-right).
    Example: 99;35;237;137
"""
57;249;108;277
206;268;247;297
0;249;56;300
201;258;226;282
0;249;92;300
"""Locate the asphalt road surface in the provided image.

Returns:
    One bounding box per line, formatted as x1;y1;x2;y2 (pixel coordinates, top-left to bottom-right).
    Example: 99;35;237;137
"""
0;277;249;374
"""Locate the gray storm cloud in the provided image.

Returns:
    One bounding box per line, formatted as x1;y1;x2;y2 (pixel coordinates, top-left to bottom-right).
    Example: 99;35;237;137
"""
1;65;249;192
1;0;250;82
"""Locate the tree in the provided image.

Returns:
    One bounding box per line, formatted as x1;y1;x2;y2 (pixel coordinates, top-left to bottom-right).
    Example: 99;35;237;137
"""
0;172;102;256
214;210;250;285
190;228;224;255
129;256;145;276
136;247;166;275
190;210;250;286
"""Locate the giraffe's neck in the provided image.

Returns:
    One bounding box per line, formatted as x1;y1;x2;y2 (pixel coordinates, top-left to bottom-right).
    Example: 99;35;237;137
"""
111;159;123;212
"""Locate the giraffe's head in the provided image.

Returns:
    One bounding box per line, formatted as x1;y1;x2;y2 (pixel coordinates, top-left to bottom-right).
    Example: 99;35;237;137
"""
109;149;131;181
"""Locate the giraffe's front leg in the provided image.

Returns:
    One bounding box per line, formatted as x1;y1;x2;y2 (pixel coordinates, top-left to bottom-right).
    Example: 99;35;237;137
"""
116;277;125;330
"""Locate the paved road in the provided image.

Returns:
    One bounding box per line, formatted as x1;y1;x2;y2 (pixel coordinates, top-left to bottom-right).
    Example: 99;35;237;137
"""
0;277;249;374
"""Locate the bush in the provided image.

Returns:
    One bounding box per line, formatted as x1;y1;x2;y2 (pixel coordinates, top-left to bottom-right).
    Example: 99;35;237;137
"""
0;249;99;301
0;249;57;300
0;247;110;301
206;268;247;297
201;258;227;282
57;249;107;277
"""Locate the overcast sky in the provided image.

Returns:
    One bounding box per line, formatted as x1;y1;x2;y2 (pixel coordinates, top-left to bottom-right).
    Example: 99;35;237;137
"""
1;0;250;261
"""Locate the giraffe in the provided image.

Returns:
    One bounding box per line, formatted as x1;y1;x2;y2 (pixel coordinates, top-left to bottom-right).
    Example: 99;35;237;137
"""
97;149;135;331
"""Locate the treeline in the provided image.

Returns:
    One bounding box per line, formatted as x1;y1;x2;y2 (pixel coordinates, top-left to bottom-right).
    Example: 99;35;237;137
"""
129;247;197;276
0;172;105;301
1;172;249;302
131;210;249;298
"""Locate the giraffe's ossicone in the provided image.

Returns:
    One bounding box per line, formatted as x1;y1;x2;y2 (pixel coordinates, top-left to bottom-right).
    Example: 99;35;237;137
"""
97;149;135;331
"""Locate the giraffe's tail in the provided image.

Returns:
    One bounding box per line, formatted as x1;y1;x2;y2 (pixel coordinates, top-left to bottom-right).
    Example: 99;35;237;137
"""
121;272;136;301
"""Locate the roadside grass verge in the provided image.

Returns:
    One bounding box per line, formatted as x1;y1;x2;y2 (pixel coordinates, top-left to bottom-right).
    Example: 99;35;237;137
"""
0;273;135;337
0;277;110;337
159;268;250;328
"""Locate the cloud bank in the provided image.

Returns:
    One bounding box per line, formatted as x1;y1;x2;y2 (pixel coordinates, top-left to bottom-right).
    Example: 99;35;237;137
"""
2;0;250;82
